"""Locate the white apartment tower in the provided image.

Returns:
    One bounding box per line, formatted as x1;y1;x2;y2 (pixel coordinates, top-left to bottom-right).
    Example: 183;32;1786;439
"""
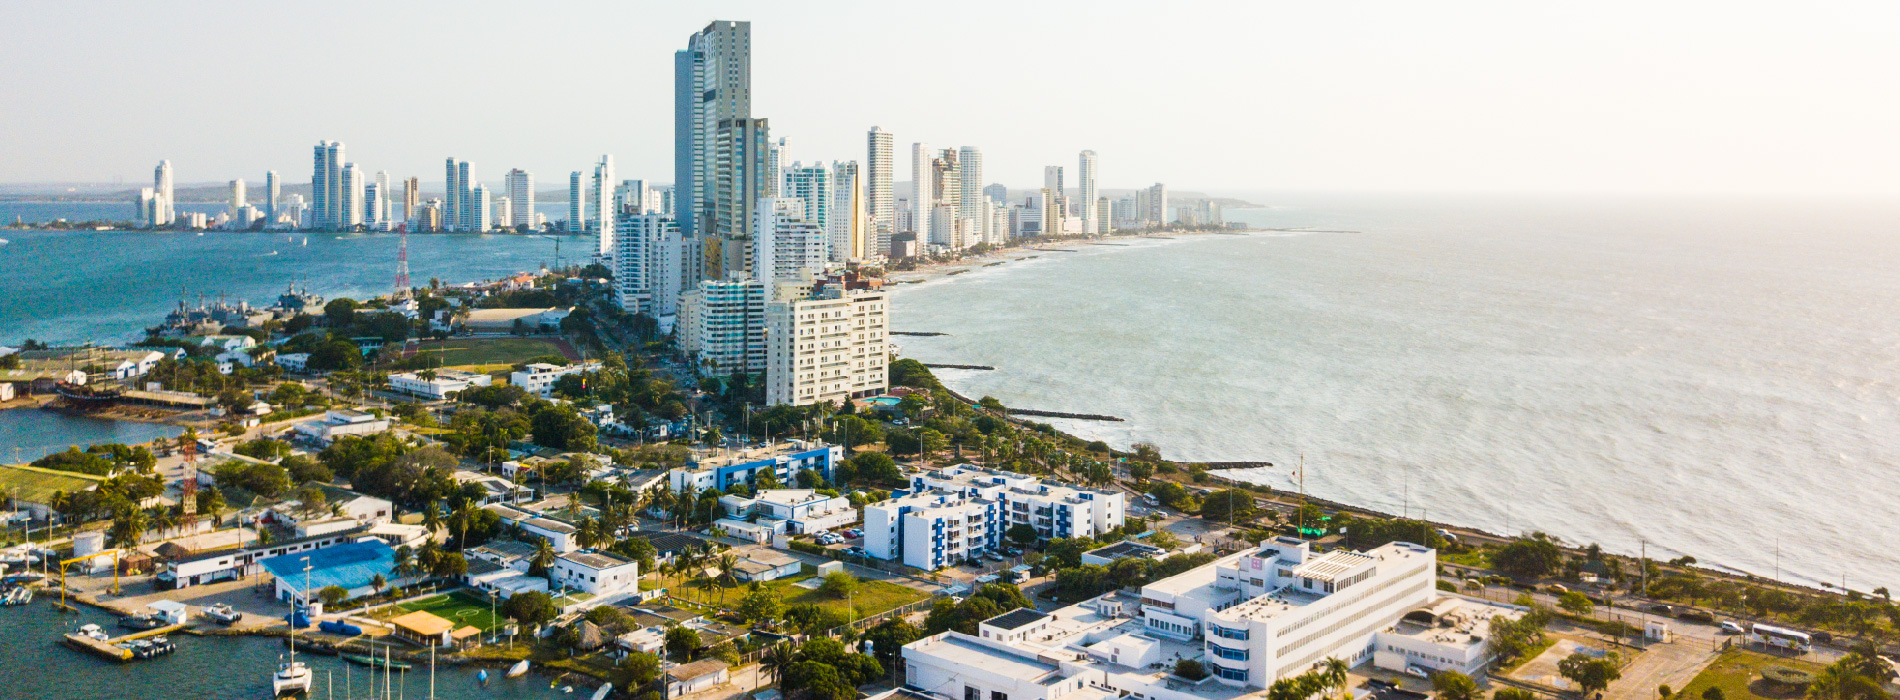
782;163;832;236
592;155;616;260
765;137;787;197
456;161;474;231
752;197;828;284
830;161;866;262
677;277;768;374
265;171;280;223
228;179;247;217
614;213;689;318
493;197;512;232
371;170;392;228
443;157;461;231
506;169;534;231
467;184;492;232
1079;150;1098;235
910;141;932;245
866;127;896;257
338;163;365;230
766;281;889;407
568;171;585;233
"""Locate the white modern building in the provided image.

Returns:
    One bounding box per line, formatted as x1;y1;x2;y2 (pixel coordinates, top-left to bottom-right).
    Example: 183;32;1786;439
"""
718;489;857;534
388;368;493;400
509;361;602;398
764;277;888;406
864;466;1124;570
294;409;391;443
752;197;829;283
614;213;690;319
506;169;534;230
1078;151;1098;235
677;277;768;375
866;127;896;257
665;440;842;494
592;154;616;260
781;163;831;240
339;163;365;230
551;550;639;596
468;184;493;232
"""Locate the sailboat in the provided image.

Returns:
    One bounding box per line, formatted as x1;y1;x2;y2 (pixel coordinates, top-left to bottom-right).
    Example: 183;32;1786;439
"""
302;237;308;246
271;561;313;696
506;660;529;678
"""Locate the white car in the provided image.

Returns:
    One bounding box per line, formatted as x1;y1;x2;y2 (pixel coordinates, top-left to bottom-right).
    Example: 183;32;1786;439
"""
1720;621;1746;634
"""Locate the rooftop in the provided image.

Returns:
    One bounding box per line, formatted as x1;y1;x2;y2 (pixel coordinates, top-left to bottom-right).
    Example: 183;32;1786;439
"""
668;659;730;681
1085;540;1166;562
258;539;396;593
984;608;1052;631
0;463;104;504
471;540;537;560
523;517;576;534
560;551;634;570
906;633;1064;685
390;610;455;636
1293;550;1377;582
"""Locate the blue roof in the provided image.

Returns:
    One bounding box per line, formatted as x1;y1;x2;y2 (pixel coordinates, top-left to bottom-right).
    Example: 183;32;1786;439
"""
260;539;396;593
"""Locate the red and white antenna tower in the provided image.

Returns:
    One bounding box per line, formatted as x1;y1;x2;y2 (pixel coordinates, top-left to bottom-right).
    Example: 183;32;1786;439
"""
179;434;198;525
394;231;411;293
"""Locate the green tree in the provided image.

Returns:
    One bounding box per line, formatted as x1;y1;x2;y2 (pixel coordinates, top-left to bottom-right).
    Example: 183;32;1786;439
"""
1173;659;1208;681
1558;590;1595;616
614;651;661;688
821;571;859;598
1007;524;1040;548
1495;689;1539;700
665;626;702;661
1559;652;1622;694
501;590;558;629
737;583;783;624
1199;488;1257;523
1494;534;1566;579
1433;671;1481;700
318;585;349;607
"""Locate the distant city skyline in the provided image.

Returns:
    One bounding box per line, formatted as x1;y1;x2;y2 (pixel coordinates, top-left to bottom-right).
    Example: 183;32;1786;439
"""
4;2;1899;194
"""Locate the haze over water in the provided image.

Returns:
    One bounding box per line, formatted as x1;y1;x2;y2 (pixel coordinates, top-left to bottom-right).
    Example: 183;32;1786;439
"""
894;194;1900;591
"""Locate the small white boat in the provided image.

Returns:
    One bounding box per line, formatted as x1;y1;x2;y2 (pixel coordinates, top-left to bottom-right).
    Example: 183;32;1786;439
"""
78;624;108;641
562;686;573;694
505;660;529;678
273;660;312;695
203;603;242;625
590;683;613;700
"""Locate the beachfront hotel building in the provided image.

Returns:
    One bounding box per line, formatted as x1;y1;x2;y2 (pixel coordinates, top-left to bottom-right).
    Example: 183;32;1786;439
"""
613;212;690;319
901;538;1518;700
763;276;889;407
864;466;1125;569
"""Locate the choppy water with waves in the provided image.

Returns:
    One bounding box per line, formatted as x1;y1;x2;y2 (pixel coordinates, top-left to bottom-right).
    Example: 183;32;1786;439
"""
893;193;1900;590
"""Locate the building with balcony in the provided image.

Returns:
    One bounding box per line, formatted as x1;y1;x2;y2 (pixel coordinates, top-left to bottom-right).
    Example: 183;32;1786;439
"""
665;440;841;494
865;466;1125;569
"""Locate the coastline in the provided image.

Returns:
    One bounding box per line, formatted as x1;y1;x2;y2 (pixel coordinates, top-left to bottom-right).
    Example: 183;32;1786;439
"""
883;228;1252;286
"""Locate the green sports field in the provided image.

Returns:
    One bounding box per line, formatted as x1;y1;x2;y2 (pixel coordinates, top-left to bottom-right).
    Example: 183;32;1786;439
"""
390;592;505;632
411;338;572;368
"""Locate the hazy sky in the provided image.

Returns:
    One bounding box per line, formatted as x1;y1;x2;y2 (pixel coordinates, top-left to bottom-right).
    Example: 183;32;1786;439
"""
3;1;1897;194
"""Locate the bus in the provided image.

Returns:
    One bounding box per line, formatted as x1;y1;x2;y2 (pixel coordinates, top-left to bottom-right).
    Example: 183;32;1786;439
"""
1747;623;1812;653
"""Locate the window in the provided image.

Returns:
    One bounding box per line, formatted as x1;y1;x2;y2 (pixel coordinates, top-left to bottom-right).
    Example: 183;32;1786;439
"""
965;688;980;700
1210;624;1249;641
1210;644;1249;661
991;693;1007;700
1214;665;1249;682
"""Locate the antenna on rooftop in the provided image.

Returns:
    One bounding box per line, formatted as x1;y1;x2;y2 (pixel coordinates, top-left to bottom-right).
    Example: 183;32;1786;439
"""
394;232;411;295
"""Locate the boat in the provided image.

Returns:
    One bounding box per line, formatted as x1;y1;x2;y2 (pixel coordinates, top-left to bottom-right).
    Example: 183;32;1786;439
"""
505;660;529;678
478;669;489;687
343;653;413;671
78;624;109;641
120;613;166;630
148;635;176;655
591;683;613;700
562;686;574;693
204;603;242;625
273;658;312;695
131;639;156;659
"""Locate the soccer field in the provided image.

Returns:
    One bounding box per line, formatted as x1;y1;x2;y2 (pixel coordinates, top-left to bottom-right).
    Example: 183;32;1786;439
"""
392;592;505;632
411;338;573;368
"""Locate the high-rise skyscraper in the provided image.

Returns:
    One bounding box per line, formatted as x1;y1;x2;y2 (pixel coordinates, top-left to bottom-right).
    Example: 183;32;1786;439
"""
339;163;364;230
493;197;512;232
930;148;961;248
371;170;391;228
592;155;616;260
678;20;752;277
830;161;866;262
402;177;419;223
456;161;474;231
911;142;932;246
365;182;383;230
311;144;334;229
265;171;280;223
229;179;247;217
958;146;984;242
568;171;585;233
766;137;787;197
1044;166;1064;196
468;184;492;232
866;127;896;258
1078;150;1098;235
153;160;175;227
506;169;534;231
324;142;344;229
444;158;461;231
752;197;828;283
711;116;771;278
783;162;832;239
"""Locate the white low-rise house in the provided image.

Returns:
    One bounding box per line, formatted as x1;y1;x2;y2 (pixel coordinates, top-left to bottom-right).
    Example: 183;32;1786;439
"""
469;540;539;573
666;660;730;698
1372;596;1525;677
551;551;639;596
732;549;802;582
719;489;857;535
452;471;533;506
712;518;777;544
277;353;311;373
362;522;432;550
388;368;494;400
482;505;579;553
509;361;601;398
196;334;257;352
294;409;391;443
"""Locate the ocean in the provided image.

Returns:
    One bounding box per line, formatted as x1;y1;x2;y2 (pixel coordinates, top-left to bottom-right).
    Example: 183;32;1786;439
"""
892;193;1900;591
0;204;591;347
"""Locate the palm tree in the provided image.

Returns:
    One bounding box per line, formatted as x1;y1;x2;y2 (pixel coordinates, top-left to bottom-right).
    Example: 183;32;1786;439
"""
715;552;739;601
109;506;148;549
762;643;796;686
255;526;275;547
422;501;444;537
370;573;387;597
530;539;557;581
449;497;477;550
1321;657;1349;695
393;545;415;583
576;517;604;550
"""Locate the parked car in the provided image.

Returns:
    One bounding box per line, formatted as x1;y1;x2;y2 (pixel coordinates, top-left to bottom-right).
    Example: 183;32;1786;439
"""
1677;609;1716;624
1813;631;1834;644
1720;621;1746;634
1403;665;1430;678
1648;604;1674;614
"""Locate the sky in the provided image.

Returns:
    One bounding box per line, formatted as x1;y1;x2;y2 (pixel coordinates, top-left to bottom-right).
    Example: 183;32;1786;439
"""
2;1;1898;195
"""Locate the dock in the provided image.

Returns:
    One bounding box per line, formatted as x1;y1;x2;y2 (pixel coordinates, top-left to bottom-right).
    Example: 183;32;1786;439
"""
64;623;185;662
922;363;994;371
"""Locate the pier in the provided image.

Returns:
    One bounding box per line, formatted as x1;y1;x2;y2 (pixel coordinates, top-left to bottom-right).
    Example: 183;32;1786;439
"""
64;624;185;662
890;331;948;337
921;363;994;371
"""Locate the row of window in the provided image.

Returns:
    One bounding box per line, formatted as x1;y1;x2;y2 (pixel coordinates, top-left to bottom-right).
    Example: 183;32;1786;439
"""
1277;564;1427;638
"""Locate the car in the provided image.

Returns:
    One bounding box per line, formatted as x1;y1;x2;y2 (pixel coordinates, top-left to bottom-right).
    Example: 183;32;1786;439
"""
1648;604;1674;614
1677;609;1715;624
1403;665;1430;679
985;553;1005;562
1720;621;1746;635
1813;631;1834;644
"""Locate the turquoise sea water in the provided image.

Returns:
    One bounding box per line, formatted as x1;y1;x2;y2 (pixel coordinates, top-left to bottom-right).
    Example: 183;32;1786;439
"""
896;194;1900;590
0;409;183;462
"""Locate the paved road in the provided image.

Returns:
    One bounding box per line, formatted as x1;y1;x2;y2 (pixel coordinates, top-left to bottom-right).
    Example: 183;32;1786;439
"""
1605;640;1719;700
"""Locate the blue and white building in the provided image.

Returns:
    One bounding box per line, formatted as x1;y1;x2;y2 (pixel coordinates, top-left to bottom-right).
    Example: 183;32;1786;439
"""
864;466;1125;570
666;440;841;494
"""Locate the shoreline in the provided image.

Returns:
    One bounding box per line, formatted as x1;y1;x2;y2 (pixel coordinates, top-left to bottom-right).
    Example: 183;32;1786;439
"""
883;227;1254;286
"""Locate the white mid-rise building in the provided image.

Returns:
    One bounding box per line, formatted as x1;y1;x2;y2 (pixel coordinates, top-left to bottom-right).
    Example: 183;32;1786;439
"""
764;277;888;406
388;368;494;400
677;277;767;375
718;488;857;534
752;197;829;283
551;550;639;597
509;361;602;398
613;213;689;319
864;466;1124;570
506;168;534;230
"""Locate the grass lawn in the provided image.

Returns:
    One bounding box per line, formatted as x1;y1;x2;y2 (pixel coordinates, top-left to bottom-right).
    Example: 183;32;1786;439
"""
660;572;929;619
411;338;570;368
1498;636;1559;673
1677;649;1826;700
386;592;505;632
